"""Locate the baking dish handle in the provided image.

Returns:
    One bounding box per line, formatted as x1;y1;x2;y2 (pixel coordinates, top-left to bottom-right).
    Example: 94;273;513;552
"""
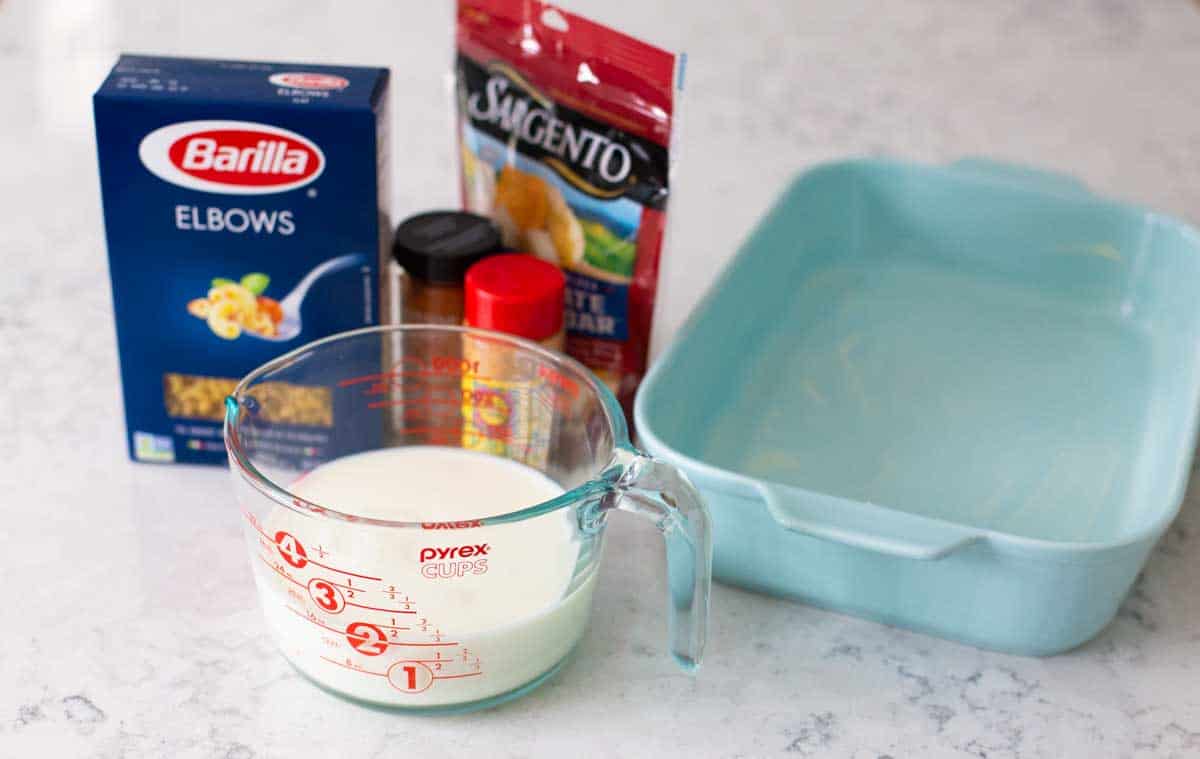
950;158;1093;199
756;482;982;560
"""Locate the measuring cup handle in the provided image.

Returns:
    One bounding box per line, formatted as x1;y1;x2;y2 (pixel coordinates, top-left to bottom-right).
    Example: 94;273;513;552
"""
608;447;712;671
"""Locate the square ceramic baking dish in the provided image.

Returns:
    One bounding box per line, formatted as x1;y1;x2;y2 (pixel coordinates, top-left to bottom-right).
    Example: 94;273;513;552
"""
636;158;1200;655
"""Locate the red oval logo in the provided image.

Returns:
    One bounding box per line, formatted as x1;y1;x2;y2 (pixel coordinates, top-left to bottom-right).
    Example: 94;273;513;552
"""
167;129;319;187
140;121;326;194
269;72;349;90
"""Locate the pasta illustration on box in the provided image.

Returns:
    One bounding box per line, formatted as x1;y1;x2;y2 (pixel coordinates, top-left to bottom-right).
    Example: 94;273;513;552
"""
187;273;283;340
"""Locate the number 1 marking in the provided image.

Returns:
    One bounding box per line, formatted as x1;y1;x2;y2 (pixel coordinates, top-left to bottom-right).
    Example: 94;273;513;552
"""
386;660;434;693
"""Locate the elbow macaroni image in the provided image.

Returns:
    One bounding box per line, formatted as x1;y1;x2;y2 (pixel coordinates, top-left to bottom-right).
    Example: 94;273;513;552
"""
163;373;332;427
187;273;283;340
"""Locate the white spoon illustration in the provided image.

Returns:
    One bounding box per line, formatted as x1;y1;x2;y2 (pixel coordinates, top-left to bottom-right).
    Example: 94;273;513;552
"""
248;253;366;342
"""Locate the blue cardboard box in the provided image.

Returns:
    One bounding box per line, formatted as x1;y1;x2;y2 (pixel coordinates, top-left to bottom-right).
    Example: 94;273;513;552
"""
94;54;390;465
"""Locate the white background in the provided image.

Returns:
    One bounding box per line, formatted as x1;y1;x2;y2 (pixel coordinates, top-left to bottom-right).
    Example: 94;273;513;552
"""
4;0;1200;357
2;2;1200;758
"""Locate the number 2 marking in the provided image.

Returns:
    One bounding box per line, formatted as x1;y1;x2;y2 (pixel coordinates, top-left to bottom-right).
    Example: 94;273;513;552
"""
345;622;388;656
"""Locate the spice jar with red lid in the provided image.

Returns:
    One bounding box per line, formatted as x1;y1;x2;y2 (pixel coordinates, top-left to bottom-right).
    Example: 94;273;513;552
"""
463;253;566;350
461;254;566;467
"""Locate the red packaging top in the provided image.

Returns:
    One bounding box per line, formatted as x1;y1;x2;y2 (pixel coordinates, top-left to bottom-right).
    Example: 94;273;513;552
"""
456;0;677;147
464;254;566;341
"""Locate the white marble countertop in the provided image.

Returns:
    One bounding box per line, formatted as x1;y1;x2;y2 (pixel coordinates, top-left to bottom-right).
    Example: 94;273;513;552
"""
3;1;1200;757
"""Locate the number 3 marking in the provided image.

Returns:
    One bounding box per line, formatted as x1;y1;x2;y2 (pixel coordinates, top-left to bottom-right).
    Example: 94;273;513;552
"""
307;578;345;614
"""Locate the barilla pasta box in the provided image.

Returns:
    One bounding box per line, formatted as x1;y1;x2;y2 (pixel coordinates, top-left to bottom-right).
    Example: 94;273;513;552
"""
94;54;390;465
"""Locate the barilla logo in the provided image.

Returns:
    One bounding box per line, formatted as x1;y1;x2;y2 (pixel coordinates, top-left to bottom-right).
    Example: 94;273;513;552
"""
268;72;350;90
138;120;325;195
418;544;490;563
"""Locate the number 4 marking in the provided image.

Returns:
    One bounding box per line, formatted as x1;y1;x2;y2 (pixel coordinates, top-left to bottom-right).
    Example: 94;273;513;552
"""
274;531;308;568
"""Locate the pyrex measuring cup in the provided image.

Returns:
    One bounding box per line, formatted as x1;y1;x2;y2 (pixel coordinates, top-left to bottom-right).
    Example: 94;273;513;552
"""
224;325;711;712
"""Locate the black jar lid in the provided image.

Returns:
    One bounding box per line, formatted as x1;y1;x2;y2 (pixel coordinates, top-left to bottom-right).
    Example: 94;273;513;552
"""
392;211;502;285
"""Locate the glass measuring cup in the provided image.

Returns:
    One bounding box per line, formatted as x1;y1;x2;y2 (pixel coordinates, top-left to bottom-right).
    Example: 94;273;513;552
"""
224;325;711;713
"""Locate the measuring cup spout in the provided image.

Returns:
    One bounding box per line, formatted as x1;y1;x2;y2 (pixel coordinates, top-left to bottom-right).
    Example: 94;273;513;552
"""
606;447;713;671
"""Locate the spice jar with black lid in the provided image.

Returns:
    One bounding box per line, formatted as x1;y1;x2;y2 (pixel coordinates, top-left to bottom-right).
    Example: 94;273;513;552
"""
389;210;502;325
384;211;501;446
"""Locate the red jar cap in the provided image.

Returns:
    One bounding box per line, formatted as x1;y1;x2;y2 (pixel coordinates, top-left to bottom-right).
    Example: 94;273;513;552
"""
464;254;566;341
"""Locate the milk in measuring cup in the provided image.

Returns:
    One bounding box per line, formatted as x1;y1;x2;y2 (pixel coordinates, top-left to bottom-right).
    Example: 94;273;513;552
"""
249;446;596;708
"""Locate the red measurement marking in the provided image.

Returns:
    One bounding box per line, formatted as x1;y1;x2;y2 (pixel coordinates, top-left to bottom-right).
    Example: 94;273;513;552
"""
244;515;382;582
337;369;465;388
258;555;304;588
376;638;456;648
537;364;581;398
319;655;385;676
345;622;388;656
403;657;452;664
388;641;460;647
274;531;308;568
365;398;463;410
304;557;381;582
382;426;538;445
373;426;473;437
433;672;483;680
287;605;344;636
286;607;456;646
387;660;435;693
246;514;270;539
307;578;346;614
345;600;417;614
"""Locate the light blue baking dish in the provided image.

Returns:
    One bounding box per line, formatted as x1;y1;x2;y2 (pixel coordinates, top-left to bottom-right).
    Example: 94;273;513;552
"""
636;158;1200;655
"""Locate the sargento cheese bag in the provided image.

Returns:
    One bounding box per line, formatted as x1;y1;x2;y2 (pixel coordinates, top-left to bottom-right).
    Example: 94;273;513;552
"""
455;0;682;418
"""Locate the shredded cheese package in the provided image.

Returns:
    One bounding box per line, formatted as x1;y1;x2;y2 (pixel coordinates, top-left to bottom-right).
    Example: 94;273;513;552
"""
455;1;682;418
